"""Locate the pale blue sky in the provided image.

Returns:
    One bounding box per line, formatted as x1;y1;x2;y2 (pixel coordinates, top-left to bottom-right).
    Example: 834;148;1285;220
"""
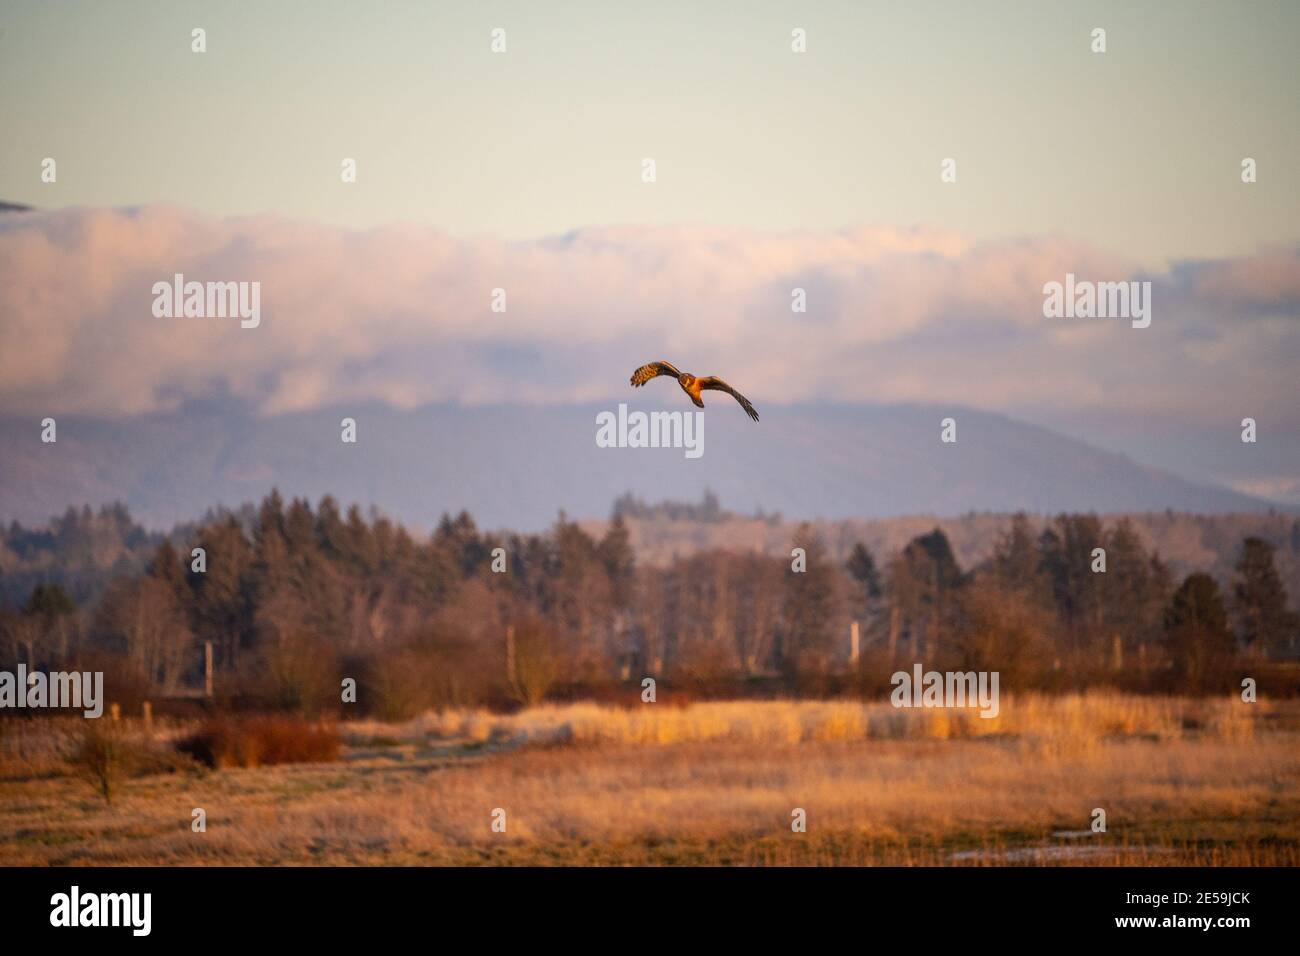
2;0;1296;266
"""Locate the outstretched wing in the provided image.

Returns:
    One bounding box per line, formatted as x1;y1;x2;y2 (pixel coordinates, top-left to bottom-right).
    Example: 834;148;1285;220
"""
630;361;681;387
699;376;759;421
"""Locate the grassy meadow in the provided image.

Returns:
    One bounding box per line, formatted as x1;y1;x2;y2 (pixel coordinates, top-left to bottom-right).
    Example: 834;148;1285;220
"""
1;694;1297;866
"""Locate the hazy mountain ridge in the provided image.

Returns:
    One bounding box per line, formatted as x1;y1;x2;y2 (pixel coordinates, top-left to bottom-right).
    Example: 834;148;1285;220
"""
0;399;1279;532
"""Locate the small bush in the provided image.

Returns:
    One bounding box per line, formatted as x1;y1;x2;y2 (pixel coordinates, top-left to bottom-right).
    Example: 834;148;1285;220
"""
70;719;129;804
176;715;340;769
507;617;558;708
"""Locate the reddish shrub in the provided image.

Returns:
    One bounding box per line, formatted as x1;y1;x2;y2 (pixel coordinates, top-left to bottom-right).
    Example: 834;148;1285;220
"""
177;715;340;769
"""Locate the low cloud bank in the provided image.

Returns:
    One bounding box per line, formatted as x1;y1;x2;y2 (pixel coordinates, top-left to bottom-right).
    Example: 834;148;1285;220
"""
1;205;1295;426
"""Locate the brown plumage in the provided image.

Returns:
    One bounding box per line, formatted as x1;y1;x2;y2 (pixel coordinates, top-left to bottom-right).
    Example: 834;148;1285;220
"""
629;361;759;422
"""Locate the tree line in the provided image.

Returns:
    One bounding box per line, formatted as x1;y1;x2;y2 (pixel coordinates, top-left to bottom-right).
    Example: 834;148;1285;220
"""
1;494;1296;716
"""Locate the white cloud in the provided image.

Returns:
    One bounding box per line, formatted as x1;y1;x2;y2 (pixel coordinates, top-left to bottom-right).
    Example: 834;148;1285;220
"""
0;205;1296;427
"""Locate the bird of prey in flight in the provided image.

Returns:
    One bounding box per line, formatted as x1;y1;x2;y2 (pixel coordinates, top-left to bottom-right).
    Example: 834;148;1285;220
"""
629;361;760;421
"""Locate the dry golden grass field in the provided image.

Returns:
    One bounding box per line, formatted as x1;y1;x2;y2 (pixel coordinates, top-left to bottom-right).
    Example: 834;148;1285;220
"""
2;694;1297;866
